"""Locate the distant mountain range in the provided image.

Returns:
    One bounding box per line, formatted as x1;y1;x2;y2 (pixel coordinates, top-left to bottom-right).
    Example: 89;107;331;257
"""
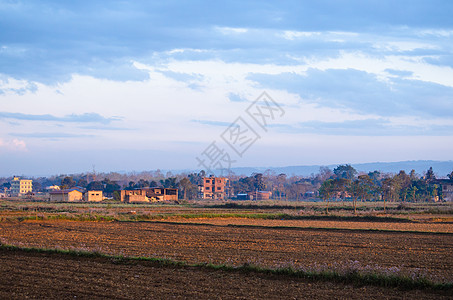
226;160;453;177
15;160;449;179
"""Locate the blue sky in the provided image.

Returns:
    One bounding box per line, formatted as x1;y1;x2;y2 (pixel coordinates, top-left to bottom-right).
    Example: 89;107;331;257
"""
1;0;453;176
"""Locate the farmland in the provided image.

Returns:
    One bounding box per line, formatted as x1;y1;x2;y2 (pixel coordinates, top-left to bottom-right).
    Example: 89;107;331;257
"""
1;199;452;299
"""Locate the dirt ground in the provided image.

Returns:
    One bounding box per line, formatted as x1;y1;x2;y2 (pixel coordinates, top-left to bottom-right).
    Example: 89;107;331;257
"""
0;220;452;282
167;217;453;233
0;248;450;300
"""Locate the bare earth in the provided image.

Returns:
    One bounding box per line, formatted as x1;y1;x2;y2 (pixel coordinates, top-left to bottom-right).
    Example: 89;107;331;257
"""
1;220;452;281
0;248;450;300
168;217;453;233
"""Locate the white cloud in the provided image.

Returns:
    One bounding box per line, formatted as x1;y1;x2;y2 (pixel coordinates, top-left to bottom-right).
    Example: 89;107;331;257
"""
304;51;453;87
0;138;27;152
2;47;453;173
163;48;209;55
417;29;453;37
215;26;248;34
280;30;321;40
374;41;439;52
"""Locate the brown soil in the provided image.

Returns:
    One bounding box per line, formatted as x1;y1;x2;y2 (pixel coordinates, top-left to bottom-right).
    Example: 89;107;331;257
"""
0;220;452;282
167;217;453;233
0;248;450;300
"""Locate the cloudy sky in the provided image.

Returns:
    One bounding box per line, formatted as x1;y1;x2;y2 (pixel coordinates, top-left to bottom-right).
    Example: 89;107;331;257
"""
1;0;453;176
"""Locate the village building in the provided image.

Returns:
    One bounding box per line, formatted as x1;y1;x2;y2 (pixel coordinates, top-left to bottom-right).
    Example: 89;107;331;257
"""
236;191;272;200
120;189;147;203
10;176;33;196
84;190;103;202
120;187;178;203
202;176;229;200
436;179;453;201
236;193;249;200
46;185;61;191
252;191;272;200
49;189;83;202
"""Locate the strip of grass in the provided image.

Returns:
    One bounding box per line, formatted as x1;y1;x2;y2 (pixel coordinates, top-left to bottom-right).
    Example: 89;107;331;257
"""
0;243;450;291
6;214;116;222
137;220;453;236
128;212;413;223
207;202;453;214
1;212;413;223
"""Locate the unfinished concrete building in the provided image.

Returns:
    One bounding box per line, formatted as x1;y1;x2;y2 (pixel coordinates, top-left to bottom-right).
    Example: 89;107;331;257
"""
84;191;103;202
49;189;83;202
120;187;178;203
202;176;229;200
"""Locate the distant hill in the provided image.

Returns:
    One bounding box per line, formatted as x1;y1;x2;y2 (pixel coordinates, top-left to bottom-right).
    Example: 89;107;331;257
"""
228;160;453;177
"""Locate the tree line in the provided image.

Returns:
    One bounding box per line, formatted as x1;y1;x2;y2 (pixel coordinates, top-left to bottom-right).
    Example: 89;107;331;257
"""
1;166;451;204
318;165;452;214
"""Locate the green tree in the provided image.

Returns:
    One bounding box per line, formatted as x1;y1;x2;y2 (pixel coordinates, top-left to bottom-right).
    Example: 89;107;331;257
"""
160;177;178;189
319;179;335;214
252;173;267;191
276;173;287;200
60;176;76;189
429;184;439;201
113;190;121;201
408;185;418;202
425;167;436;183
32;181;42;193
126;181;136;190
394;171;411;202
347;180;361;215
87;181;104;191
136;179;150;188
347;175;375;214
179;177;195;200
447;171;453;181
149;180;158;187
368;171;381;184
357;174;375;202
77;179;88;188
332;178;350;204
103;179;120;197
333;164;357;180
381;177;399;213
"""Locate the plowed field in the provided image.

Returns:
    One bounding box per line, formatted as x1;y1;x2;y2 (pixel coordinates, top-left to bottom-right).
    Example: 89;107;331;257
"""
169;217;453;233
1;220;452;282
0;248;450;300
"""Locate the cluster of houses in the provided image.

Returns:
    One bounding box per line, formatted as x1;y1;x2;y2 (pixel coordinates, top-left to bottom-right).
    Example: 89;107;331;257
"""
1;175;271;203
0;177;103;202
3;175;453;202
1;175;234;203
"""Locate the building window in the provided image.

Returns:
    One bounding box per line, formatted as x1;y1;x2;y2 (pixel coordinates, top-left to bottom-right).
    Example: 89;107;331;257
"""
205;187;210;190
217;187;221;190
205;180;210;183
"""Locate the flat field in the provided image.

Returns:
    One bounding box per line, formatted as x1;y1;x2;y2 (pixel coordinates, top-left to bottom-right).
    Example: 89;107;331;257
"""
1;247;450;300
1;200;452;299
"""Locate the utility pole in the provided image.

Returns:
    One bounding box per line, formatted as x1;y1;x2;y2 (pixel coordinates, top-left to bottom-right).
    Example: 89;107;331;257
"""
92;164;96;182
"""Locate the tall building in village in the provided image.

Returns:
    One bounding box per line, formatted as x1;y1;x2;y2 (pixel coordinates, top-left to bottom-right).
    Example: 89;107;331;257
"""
10;176;33;196
202;176;229;200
